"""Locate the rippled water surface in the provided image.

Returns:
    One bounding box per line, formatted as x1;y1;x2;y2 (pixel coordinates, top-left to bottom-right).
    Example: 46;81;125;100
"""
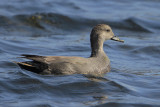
0;0;160;107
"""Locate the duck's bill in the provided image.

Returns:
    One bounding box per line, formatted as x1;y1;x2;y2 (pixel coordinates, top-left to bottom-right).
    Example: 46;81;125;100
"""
111;36;124;43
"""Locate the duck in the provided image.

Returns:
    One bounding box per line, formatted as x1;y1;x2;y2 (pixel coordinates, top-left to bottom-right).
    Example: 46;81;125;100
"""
15;24;124;76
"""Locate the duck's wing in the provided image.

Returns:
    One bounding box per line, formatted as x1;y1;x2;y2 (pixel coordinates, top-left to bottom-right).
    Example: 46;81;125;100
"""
20;54;72;63
16;54;85;74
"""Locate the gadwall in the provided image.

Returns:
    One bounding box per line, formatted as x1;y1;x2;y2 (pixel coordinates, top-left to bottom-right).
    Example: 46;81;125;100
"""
15;24;124;76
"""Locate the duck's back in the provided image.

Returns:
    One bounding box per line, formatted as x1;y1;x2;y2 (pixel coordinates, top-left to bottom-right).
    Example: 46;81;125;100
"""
47;55;110;76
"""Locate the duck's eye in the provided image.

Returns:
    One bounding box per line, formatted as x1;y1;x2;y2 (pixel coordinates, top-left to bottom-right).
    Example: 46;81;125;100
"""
106;29;110;32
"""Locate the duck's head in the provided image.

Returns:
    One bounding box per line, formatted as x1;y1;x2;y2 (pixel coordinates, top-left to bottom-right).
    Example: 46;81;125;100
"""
90;24;124;43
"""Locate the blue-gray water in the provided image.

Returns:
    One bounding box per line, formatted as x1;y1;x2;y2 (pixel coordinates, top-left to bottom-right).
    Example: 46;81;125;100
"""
0;0;160;107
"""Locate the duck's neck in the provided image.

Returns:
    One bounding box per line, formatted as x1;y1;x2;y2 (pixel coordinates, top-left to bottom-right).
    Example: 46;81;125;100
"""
90;37;105;57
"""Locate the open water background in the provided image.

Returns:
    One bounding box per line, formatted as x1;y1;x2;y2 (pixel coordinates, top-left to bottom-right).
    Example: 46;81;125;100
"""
0;0;160;107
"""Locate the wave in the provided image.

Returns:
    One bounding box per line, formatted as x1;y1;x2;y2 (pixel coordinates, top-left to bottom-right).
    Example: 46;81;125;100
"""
119;17;152;33
0;13;159;35
94;102;160;107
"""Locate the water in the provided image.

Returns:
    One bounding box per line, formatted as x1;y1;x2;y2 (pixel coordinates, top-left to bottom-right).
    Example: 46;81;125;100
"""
0;0;160;107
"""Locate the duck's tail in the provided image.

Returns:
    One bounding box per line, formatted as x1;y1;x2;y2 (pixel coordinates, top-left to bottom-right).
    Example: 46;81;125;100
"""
14;61;42;73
